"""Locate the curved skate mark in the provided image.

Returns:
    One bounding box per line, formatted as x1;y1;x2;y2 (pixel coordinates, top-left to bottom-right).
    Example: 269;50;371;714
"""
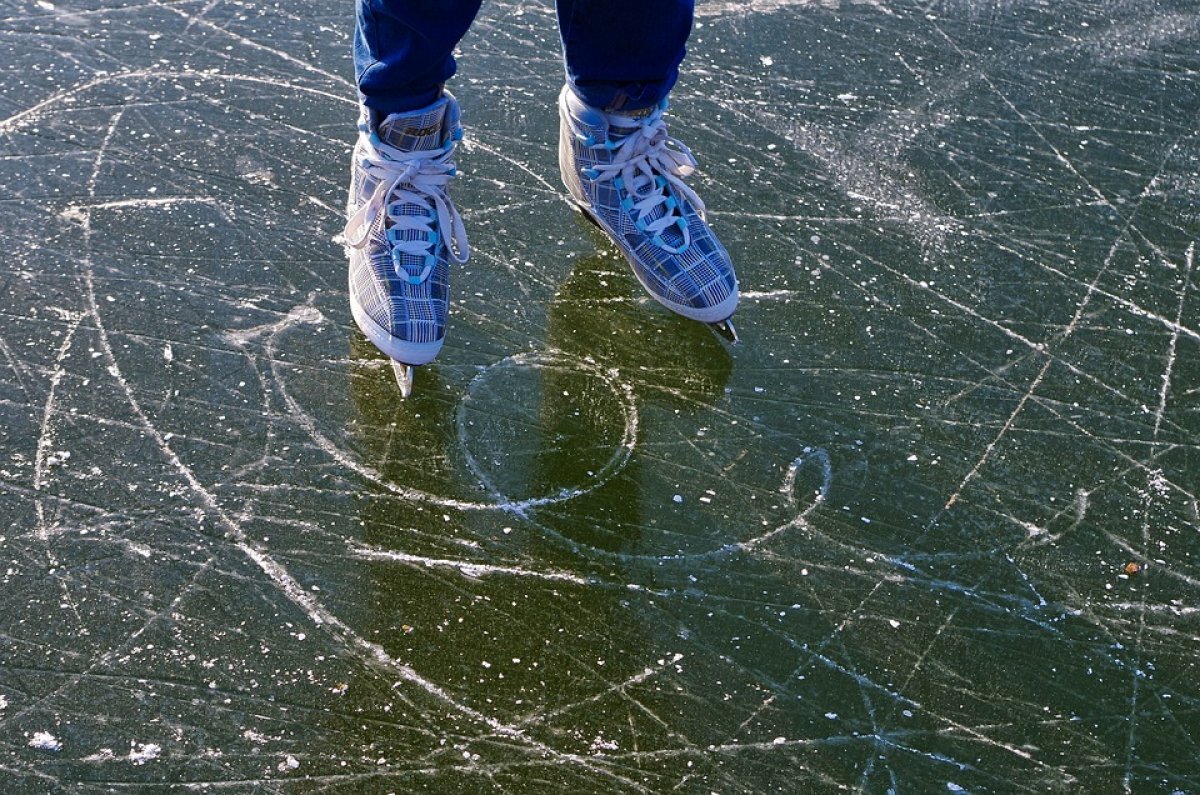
264;301;833;566
1014;487;1091;549
738;447;832;552
262;306;638;514
453;351;638;518
485;448;835;566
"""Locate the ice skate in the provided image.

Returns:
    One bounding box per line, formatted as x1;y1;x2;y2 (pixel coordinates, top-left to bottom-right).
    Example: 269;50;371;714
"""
558;85;738;339
344;93;469;396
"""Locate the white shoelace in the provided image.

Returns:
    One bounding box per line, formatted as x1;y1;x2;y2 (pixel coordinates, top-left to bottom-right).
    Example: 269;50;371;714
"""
584;114;705;254
344;133;469;283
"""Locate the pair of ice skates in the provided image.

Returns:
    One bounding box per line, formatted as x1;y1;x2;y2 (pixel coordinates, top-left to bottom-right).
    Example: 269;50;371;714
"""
344;86;739;396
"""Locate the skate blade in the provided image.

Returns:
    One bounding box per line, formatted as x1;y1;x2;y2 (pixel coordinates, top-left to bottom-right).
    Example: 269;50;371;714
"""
711;318;740;344
391;361;415;398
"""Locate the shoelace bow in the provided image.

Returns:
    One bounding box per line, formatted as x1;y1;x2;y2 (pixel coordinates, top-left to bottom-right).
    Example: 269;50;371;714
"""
582;114;705;254
344;133;469;285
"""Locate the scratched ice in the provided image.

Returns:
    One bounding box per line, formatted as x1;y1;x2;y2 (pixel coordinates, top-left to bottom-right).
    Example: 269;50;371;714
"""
1;0;1198;791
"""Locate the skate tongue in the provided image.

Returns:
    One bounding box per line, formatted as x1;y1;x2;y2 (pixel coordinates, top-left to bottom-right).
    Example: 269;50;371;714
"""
378;101;449;152
605;105;658;138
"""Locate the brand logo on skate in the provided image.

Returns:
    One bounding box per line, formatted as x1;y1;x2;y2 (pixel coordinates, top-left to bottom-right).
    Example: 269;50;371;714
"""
404;124;441;138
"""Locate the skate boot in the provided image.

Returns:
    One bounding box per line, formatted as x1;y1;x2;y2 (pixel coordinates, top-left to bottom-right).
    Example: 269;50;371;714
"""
344;93;469;396
558;85;738;341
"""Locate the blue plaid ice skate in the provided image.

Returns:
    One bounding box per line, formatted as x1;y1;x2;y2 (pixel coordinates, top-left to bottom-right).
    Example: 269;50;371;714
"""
344;93;469;367
558;86;738;325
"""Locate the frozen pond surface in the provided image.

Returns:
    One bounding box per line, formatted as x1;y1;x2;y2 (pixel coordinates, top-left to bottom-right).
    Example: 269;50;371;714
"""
2;0;1199;791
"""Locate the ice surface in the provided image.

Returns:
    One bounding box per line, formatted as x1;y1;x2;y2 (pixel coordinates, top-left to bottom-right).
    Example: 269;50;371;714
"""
1;0;1198;792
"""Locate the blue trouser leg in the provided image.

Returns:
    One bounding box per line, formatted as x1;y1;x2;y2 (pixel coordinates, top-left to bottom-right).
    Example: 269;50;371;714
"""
353;0;694;115
555;0;694;111
354;0;482;117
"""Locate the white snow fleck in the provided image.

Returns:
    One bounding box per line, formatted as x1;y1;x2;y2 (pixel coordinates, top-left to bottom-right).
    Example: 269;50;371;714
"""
889;619;901;628
129;742;161;765
772;736;786;745
29;732;62;751
589;735;619;752
824;712;838;720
